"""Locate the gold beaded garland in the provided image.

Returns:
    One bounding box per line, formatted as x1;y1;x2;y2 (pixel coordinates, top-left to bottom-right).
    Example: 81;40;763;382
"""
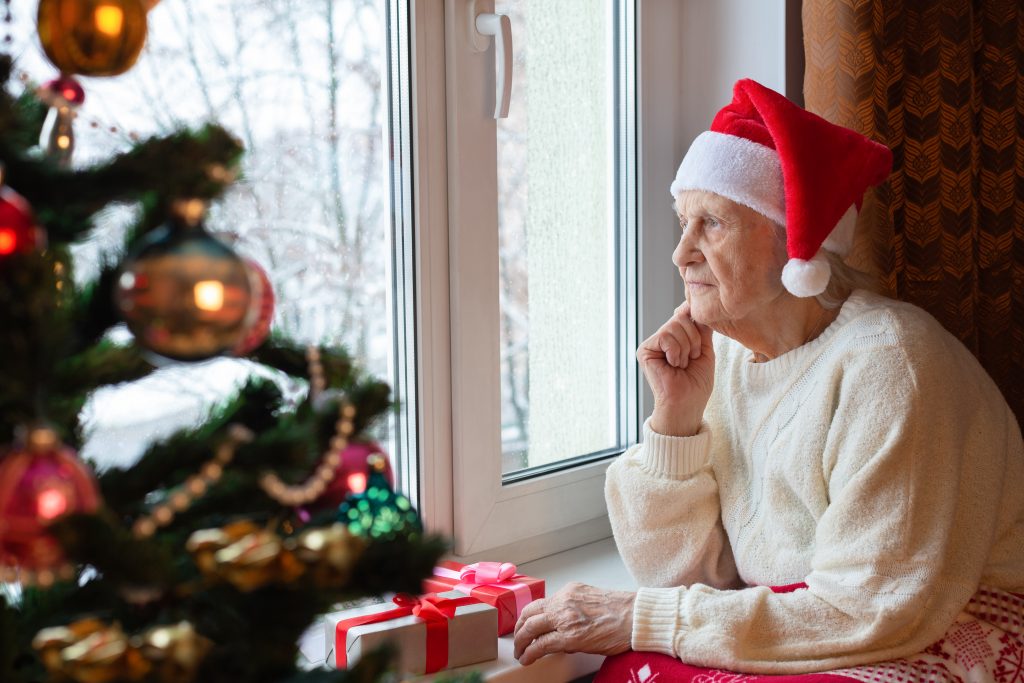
200;462;223;481
256;347;353;507
151;506;173;525
131;425;253;539
127;347;354;539
17;69;174;146
36;569;54;588
0;563;73;588
169;491;190;512
133;518;156;538
306;346;327;397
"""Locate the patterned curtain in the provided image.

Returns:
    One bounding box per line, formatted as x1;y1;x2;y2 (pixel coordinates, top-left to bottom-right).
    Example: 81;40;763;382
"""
803;0;1024;422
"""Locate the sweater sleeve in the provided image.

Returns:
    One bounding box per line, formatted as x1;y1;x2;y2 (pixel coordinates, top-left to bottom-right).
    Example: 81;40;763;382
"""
630;331;1024;673
605;419;740;590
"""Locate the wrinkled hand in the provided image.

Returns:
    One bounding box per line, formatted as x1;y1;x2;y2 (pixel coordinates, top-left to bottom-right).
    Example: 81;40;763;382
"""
513;582;635;666
636;301;715;436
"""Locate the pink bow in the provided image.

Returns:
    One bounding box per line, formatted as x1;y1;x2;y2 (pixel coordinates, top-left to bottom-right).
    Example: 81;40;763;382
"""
436;561;533;618
459;561;517;584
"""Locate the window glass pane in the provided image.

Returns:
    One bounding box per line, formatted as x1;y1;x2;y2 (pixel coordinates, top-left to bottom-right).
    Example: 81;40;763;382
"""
9;0;396;467
497;0;620;474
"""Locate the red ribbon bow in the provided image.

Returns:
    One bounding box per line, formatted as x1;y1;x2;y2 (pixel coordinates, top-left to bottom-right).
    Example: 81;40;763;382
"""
335;592;476;673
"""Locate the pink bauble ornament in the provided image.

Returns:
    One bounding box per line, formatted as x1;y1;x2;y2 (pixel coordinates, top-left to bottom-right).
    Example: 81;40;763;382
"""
0;428;101;572
312;442;394;511
232;259;275;356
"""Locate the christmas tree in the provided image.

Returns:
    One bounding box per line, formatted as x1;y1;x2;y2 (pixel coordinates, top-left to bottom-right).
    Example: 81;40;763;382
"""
0;4;455;682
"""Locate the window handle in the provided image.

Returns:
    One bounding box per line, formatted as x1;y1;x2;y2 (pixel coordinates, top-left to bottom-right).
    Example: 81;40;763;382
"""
475;12;512;119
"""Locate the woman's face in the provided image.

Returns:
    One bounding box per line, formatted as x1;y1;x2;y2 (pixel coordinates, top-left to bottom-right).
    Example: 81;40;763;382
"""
672;191;788;329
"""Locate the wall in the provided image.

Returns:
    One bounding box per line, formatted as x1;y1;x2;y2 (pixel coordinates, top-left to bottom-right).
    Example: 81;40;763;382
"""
638;0;797;419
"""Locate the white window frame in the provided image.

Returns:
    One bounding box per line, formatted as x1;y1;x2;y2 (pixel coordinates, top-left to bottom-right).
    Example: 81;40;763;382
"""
400;0;798;563
403;0;634;561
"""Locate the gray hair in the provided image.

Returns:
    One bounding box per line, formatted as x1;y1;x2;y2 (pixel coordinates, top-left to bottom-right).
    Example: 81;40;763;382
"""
815;250;880;309
674;191;879;307
765;216;878;309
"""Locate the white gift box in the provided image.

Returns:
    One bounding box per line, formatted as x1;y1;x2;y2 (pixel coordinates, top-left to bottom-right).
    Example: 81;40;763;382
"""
324;590;498;675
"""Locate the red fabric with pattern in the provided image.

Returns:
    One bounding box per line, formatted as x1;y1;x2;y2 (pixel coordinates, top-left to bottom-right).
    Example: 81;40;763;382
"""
594;652;857;683
594;585;1024;683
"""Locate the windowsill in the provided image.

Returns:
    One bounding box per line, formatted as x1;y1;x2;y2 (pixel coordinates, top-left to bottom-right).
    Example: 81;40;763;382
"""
301;536;636;682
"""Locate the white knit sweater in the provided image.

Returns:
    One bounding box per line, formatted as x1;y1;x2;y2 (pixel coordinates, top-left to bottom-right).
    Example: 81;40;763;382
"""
605;290;1024;673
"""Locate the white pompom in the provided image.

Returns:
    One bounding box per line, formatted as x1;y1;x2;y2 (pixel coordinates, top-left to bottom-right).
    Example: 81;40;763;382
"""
781;256;831;297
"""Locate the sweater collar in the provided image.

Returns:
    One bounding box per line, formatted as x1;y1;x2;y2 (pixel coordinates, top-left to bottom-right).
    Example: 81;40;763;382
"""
737;290;875;384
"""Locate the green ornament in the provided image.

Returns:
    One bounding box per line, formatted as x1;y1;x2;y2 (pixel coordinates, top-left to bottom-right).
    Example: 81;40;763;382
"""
337;455;422;539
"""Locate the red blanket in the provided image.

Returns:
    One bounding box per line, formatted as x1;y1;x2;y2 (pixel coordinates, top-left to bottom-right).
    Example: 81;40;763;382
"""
595;586;1024;683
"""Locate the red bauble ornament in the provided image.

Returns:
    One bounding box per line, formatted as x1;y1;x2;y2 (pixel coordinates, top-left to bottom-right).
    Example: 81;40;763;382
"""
313;442;394;511
232;259;275;356
38;76;86;107
0;186;45;257
0;428;102;574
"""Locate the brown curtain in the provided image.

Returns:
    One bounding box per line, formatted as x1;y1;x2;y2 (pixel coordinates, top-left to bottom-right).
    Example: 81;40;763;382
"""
803;0;1024;422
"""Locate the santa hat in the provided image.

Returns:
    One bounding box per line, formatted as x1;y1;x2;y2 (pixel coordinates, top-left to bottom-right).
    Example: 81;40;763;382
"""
670;79;893;297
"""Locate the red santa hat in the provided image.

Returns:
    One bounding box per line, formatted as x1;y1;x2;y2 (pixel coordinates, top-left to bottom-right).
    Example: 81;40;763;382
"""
670;79;893;297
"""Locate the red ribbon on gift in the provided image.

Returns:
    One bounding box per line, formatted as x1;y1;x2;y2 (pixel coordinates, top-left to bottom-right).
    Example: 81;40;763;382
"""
334;592;477;673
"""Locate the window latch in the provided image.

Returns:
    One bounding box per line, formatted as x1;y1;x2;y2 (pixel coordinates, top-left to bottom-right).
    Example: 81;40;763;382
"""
474;12;513;119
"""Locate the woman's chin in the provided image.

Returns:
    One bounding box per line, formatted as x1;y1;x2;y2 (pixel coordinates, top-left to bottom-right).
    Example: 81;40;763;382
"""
686;300;716;325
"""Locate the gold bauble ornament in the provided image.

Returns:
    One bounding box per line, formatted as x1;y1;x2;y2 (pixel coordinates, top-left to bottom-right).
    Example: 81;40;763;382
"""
33;619;150;683
114;205;253;362
33;618;210;683
136;621;212;683
213;527;288;592
37;0;149;77
290;523;366;588
184;526;233;576
186;521;367;591
186;521;305;592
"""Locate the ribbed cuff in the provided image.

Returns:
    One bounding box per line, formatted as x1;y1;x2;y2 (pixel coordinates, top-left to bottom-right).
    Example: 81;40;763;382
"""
637;419;712;479
631;587;683;656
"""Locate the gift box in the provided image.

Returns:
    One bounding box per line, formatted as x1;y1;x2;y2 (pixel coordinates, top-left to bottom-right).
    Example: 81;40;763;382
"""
324;591;498;675
423;561;545;635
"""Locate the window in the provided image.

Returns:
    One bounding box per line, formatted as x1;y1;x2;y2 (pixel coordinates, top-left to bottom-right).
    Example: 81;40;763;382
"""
412;0;638;560
493;0;629;478
10;0;404;476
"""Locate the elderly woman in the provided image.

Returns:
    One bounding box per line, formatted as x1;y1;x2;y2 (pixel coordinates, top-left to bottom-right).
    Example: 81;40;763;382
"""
512;79;1024;680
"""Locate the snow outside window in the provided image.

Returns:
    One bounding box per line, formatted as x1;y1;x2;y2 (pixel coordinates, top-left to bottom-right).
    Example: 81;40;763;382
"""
8;0;407;480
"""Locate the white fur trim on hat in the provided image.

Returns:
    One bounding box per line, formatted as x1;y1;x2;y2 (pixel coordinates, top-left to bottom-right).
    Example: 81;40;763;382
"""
670;131;786;226
781;251;832;297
